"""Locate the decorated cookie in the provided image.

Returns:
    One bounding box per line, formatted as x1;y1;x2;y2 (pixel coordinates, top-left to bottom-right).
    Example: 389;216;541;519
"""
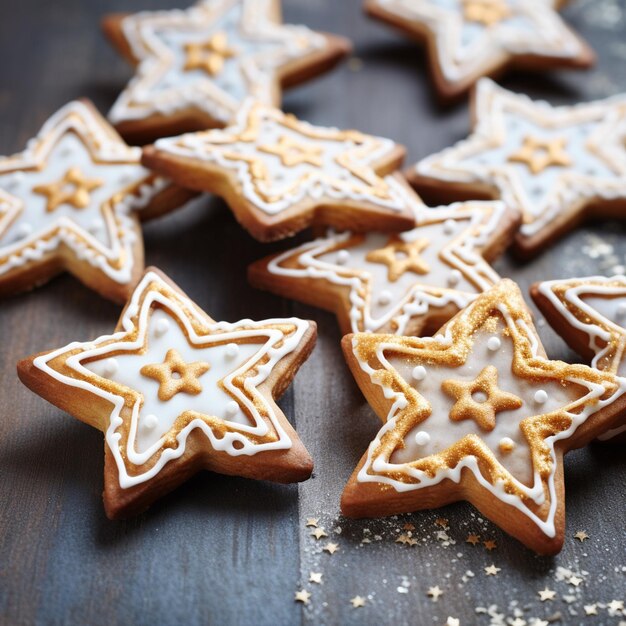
142;99;417;241
365;0;594;100
0;100;190;302
531;275;626;442
17;268;316;518
249;200;520;335
341;279;626;554
408;79;626;258
103;0;351;143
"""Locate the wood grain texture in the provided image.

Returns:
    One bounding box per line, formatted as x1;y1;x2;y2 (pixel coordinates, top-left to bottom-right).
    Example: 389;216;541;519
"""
0;1;625;625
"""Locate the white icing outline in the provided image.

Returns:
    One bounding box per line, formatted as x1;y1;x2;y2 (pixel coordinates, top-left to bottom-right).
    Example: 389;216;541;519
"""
264;200;506;333
33;271;310;488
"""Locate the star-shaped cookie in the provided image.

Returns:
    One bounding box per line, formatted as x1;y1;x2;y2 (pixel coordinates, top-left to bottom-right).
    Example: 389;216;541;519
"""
0;100;189;302
365;0;594;99
341;279;626;553
17;268;316;518
143;99;417;241
103;0;351;142
249;200;519;335
531;275;626;441
408;79;626;258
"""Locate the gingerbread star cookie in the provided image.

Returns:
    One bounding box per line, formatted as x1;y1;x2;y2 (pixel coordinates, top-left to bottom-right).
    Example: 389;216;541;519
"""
103;0;351;142
18;268;316;518
249;200;520;335
341;279;626;554
408;79;626;258
365;0;594;100
531;275;626;442
142;99;417;241
0;100;191;302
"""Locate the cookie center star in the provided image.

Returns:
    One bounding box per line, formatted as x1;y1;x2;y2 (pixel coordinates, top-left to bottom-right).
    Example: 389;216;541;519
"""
183;31;236;76
365;237;431;282
508;136;572;175
259;135;324;168
140;348;211;401
462;0;511;26
441;365;523;431
32;166;104;213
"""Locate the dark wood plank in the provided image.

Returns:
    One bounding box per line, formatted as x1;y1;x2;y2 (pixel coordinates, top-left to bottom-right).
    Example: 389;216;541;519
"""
0;1;625;625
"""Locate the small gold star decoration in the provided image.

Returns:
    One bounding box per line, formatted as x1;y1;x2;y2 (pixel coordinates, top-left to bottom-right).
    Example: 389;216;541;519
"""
259;135;324;168
574;530;589;542
442;365;523;431
311;528;328;540
305;517;319;528
350;596;366;608
483;539;497;551
435;518;449;528
323;542;339;555
463;0;511;26
309;572;323;584
395;533;411;545
294;589;311;605
184;32;235;76
33;166;103;213
607;600;624;614
484;564;501;576
427;586;444;601
568;575;583;587
508;136;572;175
403;523;415;531
140;348;210;401
466;534;480;546
365;237;430;282
538;588;556;602
583;604;598;616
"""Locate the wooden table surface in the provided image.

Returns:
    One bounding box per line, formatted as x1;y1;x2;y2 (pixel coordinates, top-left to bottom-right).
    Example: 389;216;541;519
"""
1;1;625;625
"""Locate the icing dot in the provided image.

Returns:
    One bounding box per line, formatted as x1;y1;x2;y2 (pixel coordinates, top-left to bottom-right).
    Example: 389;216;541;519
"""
447;270;462;287
154;318;170;337
487;336;501;351
336;249;350;265
225;343;239;358
499;437;515;454
377;290;392;306
414;431;431;446
15;223;32;239
412;365;427;381
143;414;158;430
443;219;456;235
102;358;118;377
617;302;626;317
225;401;239;417
534;389;548;404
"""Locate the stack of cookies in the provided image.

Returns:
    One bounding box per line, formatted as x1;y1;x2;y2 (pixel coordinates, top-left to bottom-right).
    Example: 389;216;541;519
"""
3;0;625;556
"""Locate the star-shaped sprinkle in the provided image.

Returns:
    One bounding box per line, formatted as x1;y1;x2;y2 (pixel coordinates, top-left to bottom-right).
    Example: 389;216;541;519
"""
340;279;626;554
0;100;178;302
140;349;210;401
608;600;624;614
466;534;480;545
350;596;366;608
428;586;444;601
395;533;411;544
583;604;598;615
538;588;556;602
366;237;431;281
411;79;626;258
18;269;316;518
309;572;323;584
403;522;416;531
445;617;460;626
323;542;339;554
305;517;319;528
532;275;626;441
311;528;328;540
144;100;417;241
104;0;350;141
568;575;582;587
365;0;594;99
484;564;501;576
574;530;589;542
294;589;311;605
435;517;449;528
483;539;497;551
250;200;519;334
